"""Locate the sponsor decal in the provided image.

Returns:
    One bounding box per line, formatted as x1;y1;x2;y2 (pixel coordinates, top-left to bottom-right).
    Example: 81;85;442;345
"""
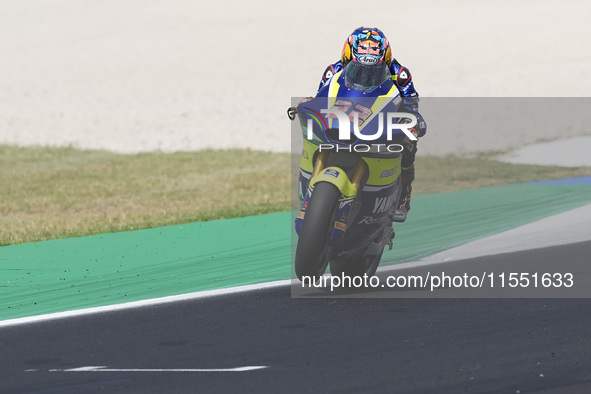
372;194;396;214
357;55;378;65
325;168;339;177
334;221;347;231
357;40;380;55
357;215;389;225
396;67;411;87
380;167;395;178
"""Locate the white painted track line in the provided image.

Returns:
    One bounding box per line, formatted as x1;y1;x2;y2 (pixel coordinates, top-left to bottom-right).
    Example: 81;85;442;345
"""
0;280;290;329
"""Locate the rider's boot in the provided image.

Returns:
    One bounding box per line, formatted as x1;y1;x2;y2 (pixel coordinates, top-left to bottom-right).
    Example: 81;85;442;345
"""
390;165;415;223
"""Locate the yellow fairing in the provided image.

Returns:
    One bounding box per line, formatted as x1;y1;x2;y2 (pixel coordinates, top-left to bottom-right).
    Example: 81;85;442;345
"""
362;156;401;186
300;139;319;173
310;167;357;199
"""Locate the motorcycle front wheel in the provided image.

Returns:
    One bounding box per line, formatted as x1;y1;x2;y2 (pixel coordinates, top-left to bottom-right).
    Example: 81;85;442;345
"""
295;182;340;282
329;247;384;279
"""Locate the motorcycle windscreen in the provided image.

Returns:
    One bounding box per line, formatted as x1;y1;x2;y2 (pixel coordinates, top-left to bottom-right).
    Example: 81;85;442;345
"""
344;62;391;93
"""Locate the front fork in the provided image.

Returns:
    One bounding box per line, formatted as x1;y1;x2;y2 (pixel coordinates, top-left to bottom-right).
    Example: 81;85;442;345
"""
310;150;367;191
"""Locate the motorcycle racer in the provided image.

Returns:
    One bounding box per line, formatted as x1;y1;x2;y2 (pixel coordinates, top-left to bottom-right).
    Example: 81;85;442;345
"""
318;27;426;222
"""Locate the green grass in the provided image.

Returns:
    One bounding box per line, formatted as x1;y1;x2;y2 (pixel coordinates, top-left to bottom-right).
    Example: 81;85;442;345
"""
0;146;290;246
2;145;591;246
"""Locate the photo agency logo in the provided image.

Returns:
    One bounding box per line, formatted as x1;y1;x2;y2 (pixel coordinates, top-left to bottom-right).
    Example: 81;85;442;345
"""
302;101;418;154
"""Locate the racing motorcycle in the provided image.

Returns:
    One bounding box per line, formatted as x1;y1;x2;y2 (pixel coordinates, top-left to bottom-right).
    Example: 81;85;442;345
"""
288;60;417;282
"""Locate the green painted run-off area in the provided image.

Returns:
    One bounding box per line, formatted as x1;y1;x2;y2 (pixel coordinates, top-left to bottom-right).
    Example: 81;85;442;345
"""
1;182;590;321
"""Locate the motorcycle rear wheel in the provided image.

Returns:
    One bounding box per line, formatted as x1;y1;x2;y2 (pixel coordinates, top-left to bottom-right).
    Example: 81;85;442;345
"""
295;182;340;282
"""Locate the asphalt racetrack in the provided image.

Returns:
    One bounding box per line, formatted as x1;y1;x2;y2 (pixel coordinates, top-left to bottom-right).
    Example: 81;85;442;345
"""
1;242;590;393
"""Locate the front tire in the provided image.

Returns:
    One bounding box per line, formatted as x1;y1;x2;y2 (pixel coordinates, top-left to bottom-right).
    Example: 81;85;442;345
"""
329;247;384;279
295;182;340;282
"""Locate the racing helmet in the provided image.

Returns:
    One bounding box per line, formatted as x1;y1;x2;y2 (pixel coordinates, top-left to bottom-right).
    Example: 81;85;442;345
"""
341;27;392;67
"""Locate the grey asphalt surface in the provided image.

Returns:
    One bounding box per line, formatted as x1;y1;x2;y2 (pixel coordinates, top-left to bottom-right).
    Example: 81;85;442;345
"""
1;242;591;394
